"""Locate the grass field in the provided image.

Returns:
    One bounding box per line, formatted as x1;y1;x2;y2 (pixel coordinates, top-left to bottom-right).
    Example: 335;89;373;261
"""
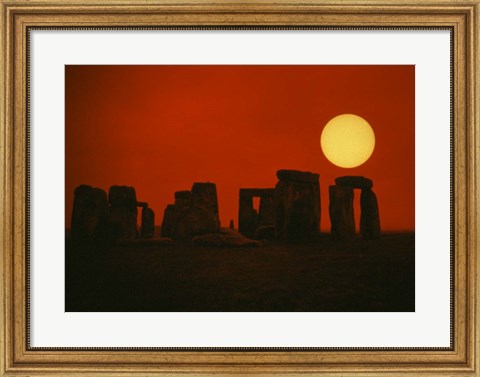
65;232;414;312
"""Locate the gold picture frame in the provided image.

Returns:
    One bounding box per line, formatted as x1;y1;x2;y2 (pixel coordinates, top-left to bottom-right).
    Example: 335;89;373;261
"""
1;0;479;375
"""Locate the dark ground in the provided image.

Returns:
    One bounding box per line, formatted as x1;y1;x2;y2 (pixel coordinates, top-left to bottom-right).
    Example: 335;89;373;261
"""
65;232;415;312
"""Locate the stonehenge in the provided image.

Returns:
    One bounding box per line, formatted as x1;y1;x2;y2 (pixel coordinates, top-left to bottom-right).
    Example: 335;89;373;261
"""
70;172;381;246
274;170;321;241
329;176;381;240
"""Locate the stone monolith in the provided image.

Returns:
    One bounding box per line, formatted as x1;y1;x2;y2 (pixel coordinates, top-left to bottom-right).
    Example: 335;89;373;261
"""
329;185;355;240
71;185;109;243
274;170;320;241
360;188;381;239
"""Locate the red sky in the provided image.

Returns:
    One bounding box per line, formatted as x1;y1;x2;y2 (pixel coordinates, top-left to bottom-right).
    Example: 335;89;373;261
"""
65;65;414;232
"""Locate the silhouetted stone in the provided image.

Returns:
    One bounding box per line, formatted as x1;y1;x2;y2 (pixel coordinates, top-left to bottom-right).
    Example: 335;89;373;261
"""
140;207;155;239
107;185;137;240
191;182;219;221
193;228;262;247
329;185;355;240
161;204;175;238
335;176;373;189
229;219;235;229
258;196;275;227
239;188;275;197
171;183;220;239
108;207;137;240
161;183;223;240
71;185;109;243
175;206;219;239
360;188;381;239
255;225;275;240
108;185;137;207
277;169;319;184
173;191;192;239
174;190;191;210
274;170;320;241
238;194;257;238
238;188;275;238
136;201;148;208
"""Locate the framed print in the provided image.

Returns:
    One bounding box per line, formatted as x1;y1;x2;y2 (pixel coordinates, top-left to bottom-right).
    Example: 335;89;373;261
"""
1;0;479;376
64;64;416;314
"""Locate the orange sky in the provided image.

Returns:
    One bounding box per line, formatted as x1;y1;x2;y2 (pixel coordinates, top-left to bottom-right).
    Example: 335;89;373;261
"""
65;65;415;232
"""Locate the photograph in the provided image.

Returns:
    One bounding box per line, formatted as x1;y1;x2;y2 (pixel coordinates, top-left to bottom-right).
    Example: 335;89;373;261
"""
65;64;415;312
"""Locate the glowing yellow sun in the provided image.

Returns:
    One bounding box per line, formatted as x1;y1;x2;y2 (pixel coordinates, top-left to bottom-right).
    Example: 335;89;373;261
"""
320;114;375;168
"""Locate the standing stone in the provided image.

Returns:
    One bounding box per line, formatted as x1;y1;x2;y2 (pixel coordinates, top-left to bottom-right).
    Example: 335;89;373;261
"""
238;188;275;239
335;176;373;189
136;201;148;208
360;188;381;239
71;185;109;243
191;182;220;222
173;183;220;239
140;207;155;239
173;191;192;239
238;193;257;238
109;185;137;207
178;206;219;238
107;185;137;240
277;169;319;183
174;191;191;211
274;170;320;241
229;219;235;229
161;204;175;238
257;196;275;227
329;185;355;240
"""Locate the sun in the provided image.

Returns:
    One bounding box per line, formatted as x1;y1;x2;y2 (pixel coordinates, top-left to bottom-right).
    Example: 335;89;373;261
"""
320;114;375;168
